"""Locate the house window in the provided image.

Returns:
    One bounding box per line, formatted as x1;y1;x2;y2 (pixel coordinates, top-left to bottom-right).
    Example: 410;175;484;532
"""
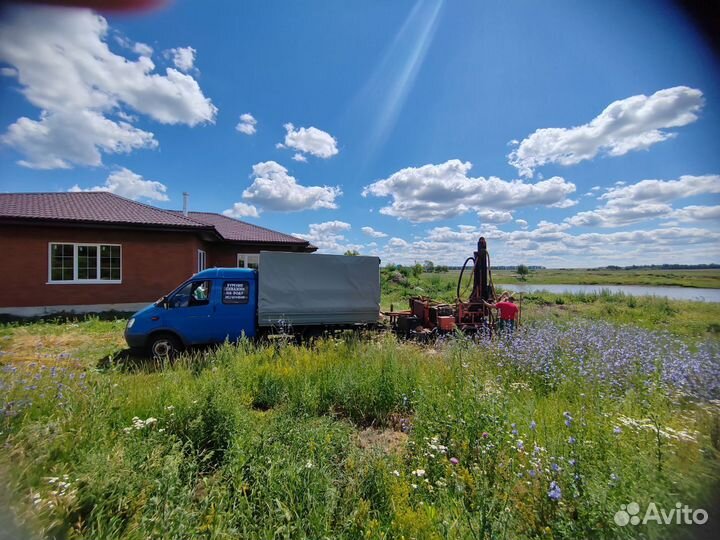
198;250;207;272
237;254;259;269
49;243;121;283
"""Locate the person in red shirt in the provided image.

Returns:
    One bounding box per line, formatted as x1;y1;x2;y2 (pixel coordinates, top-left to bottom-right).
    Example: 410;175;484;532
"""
484;295;519;334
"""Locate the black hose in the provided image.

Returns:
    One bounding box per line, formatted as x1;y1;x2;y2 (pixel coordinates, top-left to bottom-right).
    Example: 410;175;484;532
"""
456;256;475;301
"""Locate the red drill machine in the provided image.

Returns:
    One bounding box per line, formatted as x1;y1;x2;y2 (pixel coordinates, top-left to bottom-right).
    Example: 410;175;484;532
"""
386;237;499;338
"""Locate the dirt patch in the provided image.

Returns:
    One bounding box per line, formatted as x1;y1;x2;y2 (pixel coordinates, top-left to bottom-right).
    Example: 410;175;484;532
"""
354;427;408;454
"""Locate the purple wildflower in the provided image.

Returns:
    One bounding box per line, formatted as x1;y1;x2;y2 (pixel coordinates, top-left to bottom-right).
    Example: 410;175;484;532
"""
548;481;562;501
530;420;537;431
450;457;459;465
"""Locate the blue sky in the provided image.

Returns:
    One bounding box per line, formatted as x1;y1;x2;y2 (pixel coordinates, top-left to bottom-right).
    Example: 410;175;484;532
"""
1;0;719;266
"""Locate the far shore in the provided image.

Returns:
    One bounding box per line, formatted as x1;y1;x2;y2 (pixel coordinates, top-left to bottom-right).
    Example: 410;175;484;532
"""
473;268;719;289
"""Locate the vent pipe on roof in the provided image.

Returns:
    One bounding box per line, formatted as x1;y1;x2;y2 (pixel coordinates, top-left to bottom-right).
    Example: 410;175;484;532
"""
182;192;189;216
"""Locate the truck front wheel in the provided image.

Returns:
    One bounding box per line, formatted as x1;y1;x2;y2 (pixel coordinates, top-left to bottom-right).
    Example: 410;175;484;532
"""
148;333;182;360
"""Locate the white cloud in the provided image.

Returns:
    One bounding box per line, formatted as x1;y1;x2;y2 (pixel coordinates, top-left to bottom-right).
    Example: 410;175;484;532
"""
549;198;578;208
565;203;672;228
599;174;720;206
292;153;307;162
133;42;153;57
3;110;157;169
508;86;704;177
280;123;338;159
1;66;18;77
167;46;196;72
222;202;260;219
293;221;356;252
564;174;720;228
362;159;576;222
361;226;388;238
0;6;216;169
239;161;341;212
372;223;720;267
664;205;720;223
69;167;167;201
236;113;257;135
388;237;410;248
515;219;528;228
477;210;513;224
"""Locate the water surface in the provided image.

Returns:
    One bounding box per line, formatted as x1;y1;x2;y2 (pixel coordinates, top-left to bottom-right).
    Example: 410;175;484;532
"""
500;283;720;303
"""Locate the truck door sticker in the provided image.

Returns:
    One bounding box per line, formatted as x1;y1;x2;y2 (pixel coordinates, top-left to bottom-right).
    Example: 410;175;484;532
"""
222;281;249;304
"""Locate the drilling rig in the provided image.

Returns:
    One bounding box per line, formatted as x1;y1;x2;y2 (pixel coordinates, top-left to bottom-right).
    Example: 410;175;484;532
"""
386;237;500;338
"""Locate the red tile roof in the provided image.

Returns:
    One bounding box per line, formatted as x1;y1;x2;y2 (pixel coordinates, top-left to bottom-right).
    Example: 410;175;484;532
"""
0;192;311;247
0;192;205;228
176;211;308;244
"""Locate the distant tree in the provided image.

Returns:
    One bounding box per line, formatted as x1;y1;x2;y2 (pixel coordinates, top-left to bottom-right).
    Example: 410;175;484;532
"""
434;265;449;273
344;249;359;256
411;263;424;278
423;260;435;273
516;264;530;281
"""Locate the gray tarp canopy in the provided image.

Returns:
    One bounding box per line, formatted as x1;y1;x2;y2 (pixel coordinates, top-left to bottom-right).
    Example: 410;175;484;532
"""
257;252;380;327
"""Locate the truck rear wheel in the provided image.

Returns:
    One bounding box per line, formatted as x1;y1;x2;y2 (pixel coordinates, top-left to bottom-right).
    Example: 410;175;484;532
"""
148;333;182;360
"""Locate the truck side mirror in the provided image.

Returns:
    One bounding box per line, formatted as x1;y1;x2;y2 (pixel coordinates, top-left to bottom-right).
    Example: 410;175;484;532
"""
162;296;170;309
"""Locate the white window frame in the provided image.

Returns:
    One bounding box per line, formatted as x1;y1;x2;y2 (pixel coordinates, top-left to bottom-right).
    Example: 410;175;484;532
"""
47;242;122;284
236;253;259;269
197;249;207;272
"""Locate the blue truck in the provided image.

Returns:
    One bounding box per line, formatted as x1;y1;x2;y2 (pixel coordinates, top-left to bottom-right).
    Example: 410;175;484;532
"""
124;252;381;357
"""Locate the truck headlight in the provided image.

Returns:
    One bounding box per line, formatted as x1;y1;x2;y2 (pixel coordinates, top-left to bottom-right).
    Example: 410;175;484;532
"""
127;318;135;329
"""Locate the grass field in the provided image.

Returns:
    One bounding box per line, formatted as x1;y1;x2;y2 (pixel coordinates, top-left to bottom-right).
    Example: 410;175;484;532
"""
488;268;720;289
1;274;719;539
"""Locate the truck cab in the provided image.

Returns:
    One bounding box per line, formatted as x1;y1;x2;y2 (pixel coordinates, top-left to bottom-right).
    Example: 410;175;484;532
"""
124;268;257;357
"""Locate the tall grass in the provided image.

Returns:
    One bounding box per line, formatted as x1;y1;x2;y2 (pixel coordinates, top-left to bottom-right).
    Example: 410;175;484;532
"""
2;320;719;539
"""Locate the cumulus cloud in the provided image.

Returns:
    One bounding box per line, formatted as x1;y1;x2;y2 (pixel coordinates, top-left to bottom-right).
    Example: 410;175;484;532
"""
293;221;359;253
222;202;260;219
509;86;705;177
599;174;720;206
0;6;216;169
236;113;257;135
167;46;196;72
477;210;513;224
69;167;168;201
279;123;339;159
565;204;672;228
238;161;341;213
664;205;720;223
362;159;576;222
564;174;720;228
388;237;410;248
3;110;157;169
515;219;528;228
361;226;388;238
373;222;719;267
292;153;308;162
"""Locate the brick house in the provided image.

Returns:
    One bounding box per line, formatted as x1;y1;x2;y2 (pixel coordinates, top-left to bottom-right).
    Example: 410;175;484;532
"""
0;192;315;316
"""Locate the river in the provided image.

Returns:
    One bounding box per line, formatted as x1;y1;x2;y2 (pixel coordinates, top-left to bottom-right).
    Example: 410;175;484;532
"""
499;283;720;303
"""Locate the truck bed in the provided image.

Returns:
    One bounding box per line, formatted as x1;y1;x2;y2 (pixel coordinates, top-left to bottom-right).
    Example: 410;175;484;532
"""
257;252;380;327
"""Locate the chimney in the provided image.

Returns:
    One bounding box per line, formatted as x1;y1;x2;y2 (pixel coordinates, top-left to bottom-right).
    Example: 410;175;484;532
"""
182;192;189;217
